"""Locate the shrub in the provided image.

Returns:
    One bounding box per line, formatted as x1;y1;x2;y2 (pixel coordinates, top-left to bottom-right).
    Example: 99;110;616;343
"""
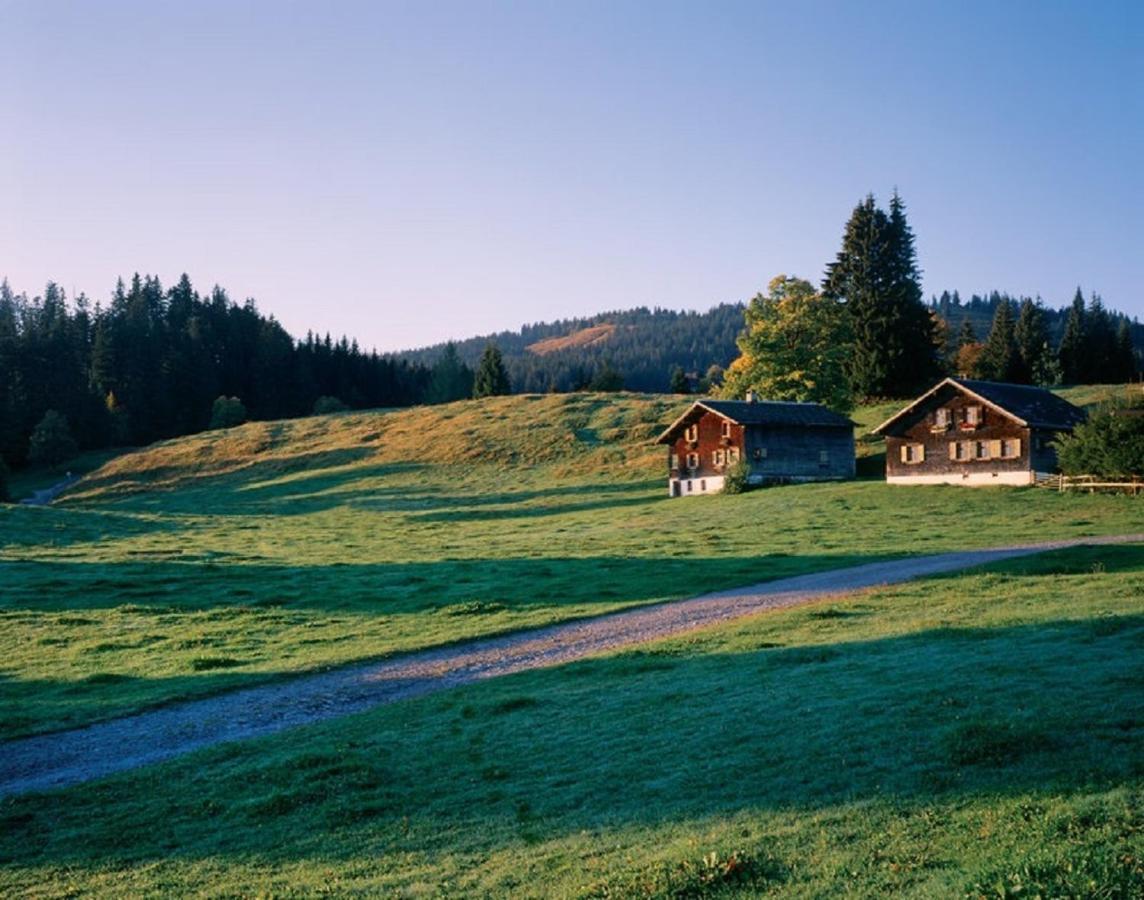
1055;403;1144;478
209;396;247;430
27;410;78;467
313;395;349;415
722;459;752;494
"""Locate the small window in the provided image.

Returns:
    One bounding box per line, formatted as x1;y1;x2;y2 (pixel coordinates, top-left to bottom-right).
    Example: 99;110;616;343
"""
900;443;925;464
975;441;990;460
721;420;733;438
934;408;951;428
753;447;767;461
818;450;829;466
686;452;699;469
684;424;698;442
687;480;693;492
1000;438;1021;459
965;406;982;426
949;441;970;461
669;453;679;470
728;447;740;463
700;479;707;492
713;449;725;467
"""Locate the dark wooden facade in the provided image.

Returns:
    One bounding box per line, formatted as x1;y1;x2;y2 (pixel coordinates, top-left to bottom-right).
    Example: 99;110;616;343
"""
657;399;855;496
874;378;1085;485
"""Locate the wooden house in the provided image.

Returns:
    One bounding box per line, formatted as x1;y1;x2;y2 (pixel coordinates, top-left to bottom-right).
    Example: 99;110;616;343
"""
873;378;1086;486
656;395;856;496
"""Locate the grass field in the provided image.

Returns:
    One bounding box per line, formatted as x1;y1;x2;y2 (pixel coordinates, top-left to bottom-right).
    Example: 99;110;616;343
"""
1;544;1140;896
1;391;1141;741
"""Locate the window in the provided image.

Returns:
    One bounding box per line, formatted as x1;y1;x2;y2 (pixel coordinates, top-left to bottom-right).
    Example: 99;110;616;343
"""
721;420;732;438
713;449;726;467
686;452;699;469
700;479;707;492
684;424;698;442
753;447;767;461
1000;438;1021;459
948;441;970;461
818;450;829;466
964;406;982;426
669;453;679;470
687;480;693;492
975;441;990;460
934;408;951;429
728;447;740;463
900;443;925;464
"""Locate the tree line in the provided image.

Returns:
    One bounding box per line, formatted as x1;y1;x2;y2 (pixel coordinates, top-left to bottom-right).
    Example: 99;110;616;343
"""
0;274;430;468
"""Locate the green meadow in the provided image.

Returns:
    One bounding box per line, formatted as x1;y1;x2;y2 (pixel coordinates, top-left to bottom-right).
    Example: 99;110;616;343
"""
2;545;1141;896
1;391;1140;741
0;389;1141;896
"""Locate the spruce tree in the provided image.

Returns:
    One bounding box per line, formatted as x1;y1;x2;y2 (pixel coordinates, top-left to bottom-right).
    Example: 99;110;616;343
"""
473;343;511;398
1113;320;1138;382
975;299;1021;382
1014;298;1048;382
669;365;690;394
823;191;938;399
425;342;474;403
957;318;977;348
1057;289;1087;383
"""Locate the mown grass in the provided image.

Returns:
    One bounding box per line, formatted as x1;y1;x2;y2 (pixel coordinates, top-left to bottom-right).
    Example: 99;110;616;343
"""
1;545;1140;897
1;391;1142;739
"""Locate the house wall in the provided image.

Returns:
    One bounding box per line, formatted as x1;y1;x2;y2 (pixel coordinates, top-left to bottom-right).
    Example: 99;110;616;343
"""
666;410;854;495
667;411;745;483
885;392;1032;483
742;425;854;482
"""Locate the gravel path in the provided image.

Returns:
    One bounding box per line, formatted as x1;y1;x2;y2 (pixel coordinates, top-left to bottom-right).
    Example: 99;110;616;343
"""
2;533;1140;797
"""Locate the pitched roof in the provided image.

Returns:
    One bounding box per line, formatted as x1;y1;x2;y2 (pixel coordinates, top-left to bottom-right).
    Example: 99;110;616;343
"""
656;399;855;444
873;378;1087;435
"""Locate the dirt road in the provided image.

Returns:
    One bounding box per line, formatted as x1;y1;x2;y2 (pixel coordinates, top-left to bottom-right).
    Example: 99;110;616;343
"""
2;533;1139;796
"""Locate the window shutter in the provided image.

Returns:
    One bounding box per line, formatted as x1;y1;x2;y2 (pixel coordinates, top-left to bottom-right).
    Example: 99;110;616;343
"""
990;439;1002;458
1013;438;1021;457
900;445;908;463
948;442;957;460
918;445;925;462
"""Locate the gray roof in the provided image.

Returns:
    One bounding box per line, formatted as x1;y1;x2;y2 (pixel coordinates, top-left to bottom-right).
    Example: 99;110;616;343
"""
873;378;1087;435
657;399;855;443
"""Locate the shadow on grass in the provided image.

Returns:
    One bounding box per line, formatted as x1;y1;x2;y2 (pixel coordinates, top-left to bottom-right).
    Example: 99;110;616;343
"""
0;613;1141;877
0;551;894;613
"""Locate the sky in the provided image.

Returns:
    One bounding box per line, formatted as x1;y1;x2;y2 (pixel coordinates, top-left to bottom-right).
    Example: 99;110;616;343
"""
2;0;1141;352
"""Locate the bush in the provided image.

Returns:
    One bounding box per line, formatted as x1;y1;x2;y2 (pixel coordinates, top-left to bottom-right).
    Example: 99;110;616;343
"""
722;460;752;494
1056;404;1144;478
27;410;78;467
313;395;349;415
209;396;247;430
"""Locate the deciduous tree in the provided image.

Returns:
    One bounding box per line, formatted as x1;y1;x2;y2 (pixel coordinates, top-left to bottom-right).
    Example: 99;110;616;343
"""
721;275;853;411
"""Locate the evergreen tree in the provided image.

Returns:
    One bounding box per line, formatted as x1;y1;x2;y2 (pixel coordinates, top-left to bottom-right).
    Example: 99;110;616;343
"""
472;343;511;398
1084;294;1114;382
587;362;624;391
823;192;938;399
1113;320;1138;382
957;318;977;348
27;410;78;467
669;365;690;394
975;298;1022;382
426;342;474;403
1014;298;1050;384
1058;288;1087;383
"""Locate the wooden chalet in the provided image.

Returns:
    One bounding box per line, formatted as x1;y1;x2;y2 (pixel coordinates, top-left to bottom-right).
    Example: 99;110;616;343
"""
656;394;856;497
873;378;1086;486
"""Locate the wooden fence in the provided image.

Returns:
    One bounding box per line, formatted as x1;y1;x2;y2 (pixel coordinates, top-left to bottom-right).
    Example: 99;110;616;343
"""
1049;474;1144;495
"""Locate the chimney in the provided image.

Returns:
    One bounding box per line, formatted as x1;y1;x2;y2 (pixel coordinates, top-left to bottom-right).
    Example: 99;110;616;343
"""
745;390;758;403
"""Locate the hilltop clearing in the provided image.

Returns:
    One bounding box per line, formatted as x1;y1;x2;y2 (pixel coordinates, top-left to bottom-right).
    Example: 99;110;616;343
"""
525;322;618;355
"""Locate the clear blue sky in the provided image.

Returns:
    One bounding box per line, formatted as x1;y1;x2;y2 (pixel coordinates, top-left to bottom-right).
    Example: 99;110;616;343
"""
3;1;1141;351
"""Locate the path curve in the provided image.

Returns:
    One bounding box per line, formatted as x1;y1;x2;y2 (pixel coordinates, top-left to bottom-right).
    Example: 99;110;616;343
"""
2;533;1140;796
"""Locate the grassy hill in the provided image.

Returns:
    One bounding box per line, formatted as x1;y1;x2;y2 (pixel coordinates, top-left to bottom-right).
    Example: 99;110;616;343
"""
1;388;1141;895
